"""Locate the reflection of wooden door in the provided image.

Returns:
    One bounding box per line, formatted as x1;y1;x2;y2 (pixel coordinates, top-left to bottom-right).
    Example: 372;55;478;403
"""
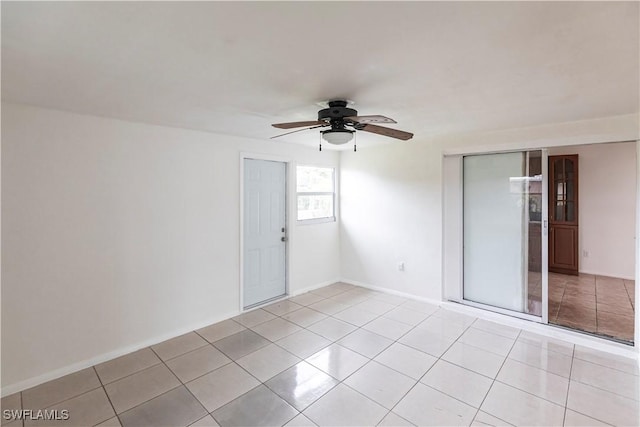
549;155;578;275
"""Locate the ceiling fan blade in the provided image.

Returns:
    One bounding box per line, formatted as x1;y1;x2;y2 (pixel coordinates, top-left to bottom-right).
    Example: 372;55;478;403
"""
272;120;326;129
360;124;414;141
345;115;397;124
271;124;328;139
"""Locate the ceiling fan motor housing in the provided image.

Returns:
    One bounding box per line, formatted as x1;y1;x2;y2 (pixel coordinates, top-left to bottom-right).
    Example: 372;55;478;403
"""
318;100;357;129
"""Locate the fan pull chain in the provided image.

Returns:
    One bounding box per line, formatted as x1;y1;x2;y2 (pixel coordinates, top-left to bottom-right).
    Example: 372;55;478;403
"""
319;132;322;151
354;132;357;152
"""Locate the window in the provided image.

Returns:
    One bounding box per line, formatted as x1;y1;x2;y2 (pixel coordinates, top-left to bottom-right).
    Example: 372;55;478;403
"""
296;166;335;222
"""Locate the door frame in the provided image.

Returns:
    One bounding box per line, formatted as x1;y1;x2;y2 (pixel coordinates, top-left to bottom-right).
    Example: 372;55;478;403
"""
239;152;292;312
443;139;639;351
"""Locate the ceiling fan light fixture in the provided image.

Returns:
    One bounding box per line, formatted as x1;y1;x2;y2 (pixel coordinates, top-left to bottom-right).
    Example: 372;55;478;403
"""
322;129;354;145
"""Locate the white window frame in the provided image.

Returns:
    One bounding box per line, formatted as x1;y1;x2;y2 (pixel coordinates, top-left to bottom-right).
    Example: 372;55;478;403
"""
296;165;336;224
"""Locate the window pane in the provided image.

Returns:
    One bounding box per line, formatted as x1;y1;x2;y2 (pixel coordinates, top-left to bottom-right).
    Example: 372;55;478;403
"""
567;201;575;222
297;166;334;192
297;195;334;220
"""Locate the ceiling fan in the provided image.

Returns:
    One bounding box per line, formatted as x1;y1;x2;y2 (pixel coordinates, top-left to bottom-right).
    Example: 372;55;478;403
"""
271;100;413;151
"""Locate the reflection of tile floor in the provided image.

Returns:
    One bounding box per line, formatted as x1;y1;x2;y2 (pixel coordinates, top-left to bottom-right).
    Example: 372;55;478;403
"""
4;282;640;427
548;273;635;343
527;271;543;316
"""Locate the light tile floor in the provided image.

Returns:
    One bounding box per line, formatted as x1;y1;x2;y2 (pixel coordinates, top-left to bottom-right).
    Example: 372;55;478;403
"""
3;283;639;426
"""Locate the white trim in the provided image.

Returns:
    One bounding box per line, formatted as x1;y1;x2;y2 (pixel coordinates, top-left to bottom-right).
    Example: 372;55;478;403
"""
460;299;542;323
239;152;291;312
523;152;531;313
290;278;343;296
541;149;549;324
0;310;238;397
295;165;337;224
442;155;464;302
340;278;443;306
297;217;336;226
577;270;636;281
0;277;340;397
443;137;638;157
440;300;638;359
636;140;640;346
240;151;293;164
340;278;639;360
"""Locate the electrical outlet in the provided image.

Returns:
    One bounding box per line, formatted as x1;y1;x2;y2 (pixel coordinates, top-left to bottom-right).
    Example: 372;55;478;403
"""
583;250;589;258
398;262;405;272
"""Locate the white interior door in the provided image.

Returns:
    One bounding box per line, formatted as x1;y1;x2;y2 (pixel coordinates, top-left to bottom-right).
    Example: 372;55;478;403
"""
243;159;287;308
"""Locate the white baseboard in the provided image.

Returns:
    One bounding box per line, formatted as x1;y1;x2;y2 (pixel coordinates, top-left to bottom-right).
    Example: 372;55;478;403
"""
4;276;637;397
579;270;635;281
340;278;639;360
339;278;443;306
1;310;238;398
1;278;341;398
441;300;639;359
290;278;342;296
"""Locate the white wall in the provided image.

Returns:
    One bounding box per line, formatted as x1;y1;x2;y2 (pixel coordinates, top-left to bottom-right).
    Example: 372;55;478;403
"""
340;114;639;300
1;103;341;392
548;142;636;279
340;139;445;299
2;104;638;393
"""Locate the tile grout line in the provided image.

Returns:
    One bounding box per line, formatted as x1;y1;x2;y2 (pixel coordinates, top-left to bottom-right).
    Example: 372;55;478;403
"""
595;277;599;334
212;285;374;426
92;365;120;427
553;274;634;342
562;348;636;426
198;303;320;425
108;346;193;421
498;344;572;377
555;279;566;325
19;391;24;427
318;306;442;425
325;315;441;381
622;279;635;312
94;359;165;391
148;344;275;427
19;383;104;419
94;336;217;394
562;366;640;402
569;348;637;376
211;359;301;426
376;314;481;426
161;341;211;363
15;283;632;427
561;344;576;426
277;287;440;425
468;328;523;425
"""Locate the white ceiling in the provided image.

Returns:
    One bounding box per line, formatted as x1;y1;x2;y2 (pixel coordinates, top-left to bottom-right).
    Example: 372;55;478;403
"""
2;1;638;149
